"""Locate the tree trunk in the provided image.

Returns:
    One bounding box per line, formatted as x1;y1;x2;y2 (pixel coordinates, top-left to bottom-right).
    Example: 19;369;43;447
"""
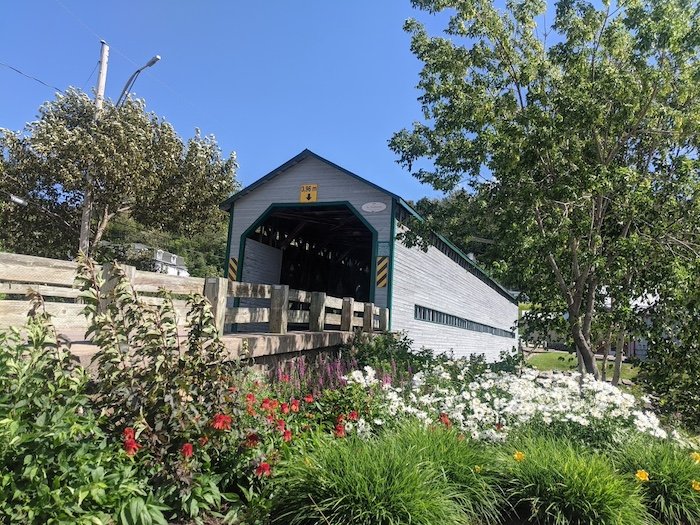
612;333;625;386
78;185;92;255
601;337;611;382
572;326;600;379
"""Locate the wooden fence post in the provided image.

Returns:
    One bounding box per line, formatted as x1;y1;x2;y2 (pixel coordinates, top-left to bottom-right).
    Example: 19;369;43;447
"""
309;291;326;332
378;307;389;332
341;297;354;331
204;277;228;335
363;302;374;333
269;284;289;334
100;262;136;312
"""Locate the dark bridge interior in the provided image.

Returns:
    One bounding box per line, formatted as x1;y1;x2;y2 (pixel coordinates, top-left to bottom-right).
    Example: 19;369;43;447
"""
246;205;373;301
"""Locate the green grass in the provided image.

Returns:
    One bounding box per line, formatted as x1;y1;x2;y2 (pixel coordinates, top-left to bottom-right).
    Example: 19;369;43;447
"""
500;435;652;525
613;438;700;524
527;350;638;381
271;433;470;525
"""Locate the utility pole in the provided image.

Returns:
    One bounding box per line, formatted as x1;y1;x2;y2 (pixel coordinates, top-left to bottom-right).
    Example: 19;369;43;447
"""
78;40;109;255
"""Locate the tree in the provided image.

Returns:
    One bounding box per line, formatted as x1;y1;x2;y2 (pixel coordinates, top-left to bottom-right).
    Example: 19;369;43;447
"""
391;0;700;377
0;88;236;259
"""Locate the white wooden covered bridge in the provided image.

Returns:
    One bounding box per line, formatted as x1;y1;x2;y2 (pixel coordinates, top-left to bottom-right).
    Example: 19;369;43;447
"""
221;149;518;360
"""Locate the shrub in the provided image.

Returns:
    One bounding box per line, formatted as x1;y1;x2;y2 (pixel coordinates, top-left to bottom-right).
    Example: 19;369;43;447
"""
0;300;164;525
500;435;652;525
76;258;245;521
387;423;504;524
615;438;700;524
271;433;469;525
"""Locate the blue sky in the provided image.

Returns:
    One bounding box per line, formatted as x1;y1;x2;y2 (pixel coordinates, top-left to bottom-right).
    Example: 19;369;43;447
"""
0;1;451;202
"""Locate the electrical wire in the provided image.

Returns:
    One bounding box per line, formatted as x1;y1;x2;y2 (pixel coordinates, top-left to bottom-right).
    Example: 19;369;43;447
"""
81;60;99;89
0;61;63;92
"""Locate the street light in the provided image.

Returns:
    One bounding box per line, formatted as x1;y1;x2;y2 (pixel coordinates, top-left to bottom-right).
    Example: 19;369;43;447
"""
115;55;161;107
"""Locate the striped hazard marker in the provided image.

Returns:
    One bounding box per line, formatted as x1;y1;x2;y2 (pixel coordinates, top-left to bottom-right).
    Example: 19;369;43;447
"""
227;257;238;282
376;256;389;288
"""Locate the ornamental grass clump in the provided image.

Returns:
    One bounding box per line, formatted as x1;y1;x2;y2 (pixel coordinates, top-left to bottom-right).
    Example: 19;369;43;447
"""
271;434;469;525
387;423;504;524
500;435;652;525
615;438;700;524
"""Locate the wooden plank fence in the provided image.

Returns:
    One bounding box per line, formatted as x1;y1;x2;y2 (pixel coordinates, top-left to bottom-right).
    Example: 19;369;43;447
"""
0;252;389;341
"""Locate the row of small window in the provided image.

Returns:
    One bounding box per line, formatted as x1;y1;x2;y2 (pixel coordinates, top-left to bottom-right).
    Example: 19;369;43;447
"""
414;305;515;339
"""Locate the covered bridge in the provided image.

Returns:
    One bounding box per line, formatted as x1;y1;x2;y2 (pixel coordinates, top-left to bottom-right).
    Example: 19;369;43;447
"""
220;149;518;360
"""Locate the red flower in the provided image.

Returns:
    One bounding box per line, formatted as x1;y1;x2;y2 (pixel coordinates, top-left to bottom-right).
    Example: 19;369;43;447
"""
283;429;292;442
246;393;256;404
291;399;300;413
270;399;279;411
199;436;209;446
281;402;290;414
122;427;135;440
245;433;260;448
280;373;290;383
255;462;272;477
336;413;345;424
246;405;257;416
123;438;141;456
266;413;275;423
276;419;286;432
211;413;233;431
348;410;359;421
304;394;314;403
439;413;452;428
181;443;194;458
261;398;271;411
334;423;346;438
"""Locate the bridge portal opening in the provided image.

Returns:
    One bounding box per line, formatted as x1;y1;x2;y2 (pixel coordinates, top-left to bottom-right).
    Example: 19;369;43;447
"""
242;205;374;302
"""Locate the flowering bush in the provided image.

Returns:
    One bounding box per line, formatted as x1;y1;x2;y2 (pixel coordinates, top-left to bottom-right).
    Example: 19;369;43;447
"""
77;258;246;521
0;301;165;525
337;363;668;446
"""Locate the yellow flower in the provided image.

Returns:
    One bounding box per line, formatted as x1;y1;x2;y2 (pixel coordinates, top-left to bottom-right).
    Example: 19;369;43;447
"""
474;465;482;473
635;469;650;482
691;452;700;464
692;480;700;492
513;451;525;462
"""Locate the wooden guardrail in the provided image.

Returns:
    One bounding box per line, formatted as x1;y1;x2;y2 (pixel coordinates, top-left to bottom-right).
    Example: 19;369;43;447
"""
0;252;204;336
203;278;389;336
0;253;389;339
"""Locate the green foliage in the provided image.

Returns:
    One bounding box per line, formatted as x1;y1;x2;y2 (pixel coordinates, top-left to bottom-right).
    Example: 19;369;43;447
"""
0;297;161;525
391;0;700;376
271;433;470;525
388;423;504;524
500;435;651;525
351;331;437;382
0;88;236;259
614;438;700;524
98;215;229;277
75;256;245;520
639;265;700;432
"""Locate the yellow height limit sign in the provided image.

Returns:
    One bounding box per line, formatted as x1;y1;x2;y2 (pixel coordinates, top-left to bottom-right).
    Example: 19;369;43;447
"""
299;184;318;202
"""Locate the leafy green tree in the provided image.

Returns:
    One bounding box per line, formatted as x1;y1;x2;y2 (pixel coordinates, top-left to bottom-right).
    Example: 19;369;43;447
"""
638;263;700;431
0;88;236;259
391;0;700;377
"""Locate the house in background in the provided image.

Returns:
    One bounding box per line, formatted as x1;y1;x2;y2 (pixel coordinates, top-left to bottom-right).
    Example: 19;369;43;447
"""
220;149;518;361
132;243;190;277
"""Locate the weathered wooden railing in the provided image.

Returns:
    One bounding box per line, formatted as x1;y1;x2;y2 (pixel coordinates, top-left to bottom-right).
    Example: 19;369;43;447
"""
203;278;389;336
0;252;204;334
0;253;389;339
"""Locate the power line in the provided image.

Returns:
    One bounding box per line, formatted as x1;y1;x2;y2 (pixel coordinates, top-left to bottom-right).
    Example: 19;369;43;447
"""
82;60;99;89
0;61;63;92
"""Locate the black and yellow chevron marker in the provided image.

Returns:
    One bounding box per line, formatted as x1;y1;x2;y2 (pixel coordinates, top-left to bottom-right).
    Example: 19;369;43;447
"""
227;257;238;282
376;256;389;288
